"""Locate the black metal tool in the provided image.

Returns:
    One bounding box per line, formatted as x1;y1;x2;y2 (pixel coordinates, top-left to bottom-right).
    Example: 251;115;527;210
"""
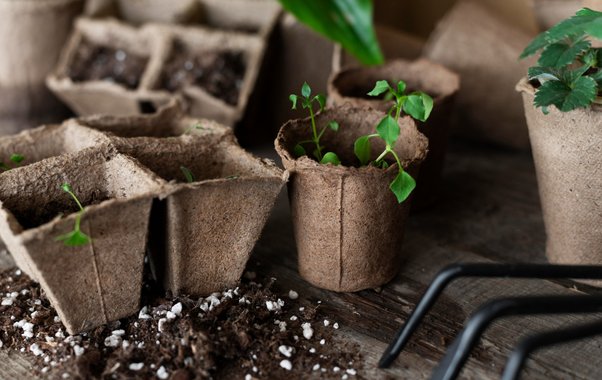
379;263;602;369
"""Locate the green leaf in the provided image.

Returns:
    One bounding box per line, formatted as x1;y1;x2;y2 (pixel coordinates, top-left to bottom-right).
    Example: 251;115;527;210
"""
403;93;434;122
376;115;400;146
314;94;326;111
320;152;341;165
293;144;306;157
301;82;311;98
10;154;24;164
534;76;597;112
61;183;73;193
590;69;602;85
328;120;340;131
180;166;195;183
367;80;390;96
528;66;560;83
390;171;416;203
354;135;371;166
289;94;298;109
396;81;407;95
55;229;91;247
278;0;384;65
538;40;591;68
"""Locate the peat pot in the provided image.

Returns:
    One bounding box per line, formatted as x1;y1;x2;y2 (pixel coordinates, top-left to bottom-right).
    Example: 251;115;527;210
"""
517;78;602;268
275;106;428;292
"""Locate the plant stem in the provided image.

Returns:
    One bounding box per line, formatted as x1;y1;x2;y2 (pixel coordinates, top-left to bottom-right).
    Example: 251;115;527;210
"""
308;104;323;161
66;189;84;212
375;149;389;164
389;148;404;175
74;212;82;232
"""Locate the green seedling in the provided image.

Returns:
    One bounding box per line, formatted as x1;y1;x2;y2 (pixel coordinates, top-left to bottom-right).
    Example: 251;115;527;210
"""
55;183;91;247
0;153;25;171
289;82;341;165
182;122;206;135
180;166;195;183
520;8;602;113
354;80;434;203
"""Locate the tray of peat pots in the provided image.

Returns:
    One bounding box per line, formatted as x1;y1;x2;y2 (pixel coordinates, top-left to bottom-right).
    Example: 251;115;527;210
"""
0;122;111;279
275;84;428;292
328;59;459;209
46;18;170;116
517;9;602;282
0;147;165;334
72;104;287;296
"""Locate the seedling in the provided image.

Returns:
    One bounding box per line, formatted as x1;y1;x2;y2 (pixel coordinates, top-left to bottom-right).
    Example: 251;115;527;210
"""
520;8;602;113
55;183;91;247
182;122;206;135
289;82;341;165
0;153;25;171
180;166;195;183
354;80;434;203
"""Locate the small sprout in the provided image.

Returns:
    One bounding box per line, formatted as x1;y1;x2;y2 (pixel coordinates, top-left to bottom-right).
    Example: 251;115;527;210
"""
180;166;195;183
182;122;206;135
10;154;24;164
366;79;433;122
289;82;341;165
225;175;240;180
0;153;25;171
55;183;91;247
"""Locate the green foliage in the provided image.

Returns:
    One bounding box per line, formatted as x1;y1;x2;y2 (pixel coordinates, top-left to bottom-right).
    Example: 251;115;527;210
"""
0;153;25;171
180;166;195;183
290;82;341;165
277;0;384;65
521;8;602;113
55;183;91;247
366;79;433;122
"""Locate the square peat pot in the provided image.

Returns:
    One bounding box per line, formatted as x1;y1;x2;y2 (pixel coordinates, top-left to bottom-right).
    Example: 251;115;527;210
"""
0;149;164;334
0;122;110;278
47;17;170;116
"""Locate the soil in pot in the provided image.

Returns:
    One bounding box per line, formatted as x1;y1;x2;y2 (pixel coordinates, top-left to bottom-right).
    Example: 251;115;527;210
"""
67;38;148;90
160;41;246;106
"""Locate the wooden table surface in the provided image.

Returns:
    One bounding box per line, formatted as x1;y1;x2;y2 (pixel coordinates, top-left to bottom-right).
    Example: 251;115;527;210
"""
2;140;602;379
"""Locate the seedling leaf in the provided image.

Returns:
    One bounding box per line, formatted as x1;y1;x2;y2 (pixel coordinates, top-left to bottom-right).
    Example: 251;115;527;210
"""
538;39;591;68
302;82;311;98
314;94;326;111
390;171;416;203
294;144;306;157
403;93;434;122
376;115;400;146
397;81;407;94
10;154;24;164
55;229;91;247
368;80;390;96
320;152;341;165
180;166;195;183
328;121;340;131
354;135;371;165
534;76;597;112
289;94;298;109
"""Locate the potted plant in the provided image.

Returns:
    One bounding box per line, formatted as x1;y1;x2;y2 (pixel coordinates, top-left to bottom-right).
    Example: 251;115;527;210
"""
0;149;163;334
517;8;602;268
328;58;459;208
275;84;428;292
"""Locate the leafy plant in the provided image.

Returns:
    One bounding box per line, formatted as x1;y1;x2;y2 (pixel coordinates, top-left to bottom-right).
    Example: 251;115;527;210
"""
55;183;91;247
520;8;602;113
180;166;195;183
0;154;25;171
354;80;434;203
277;0;383;65
290;82;341;165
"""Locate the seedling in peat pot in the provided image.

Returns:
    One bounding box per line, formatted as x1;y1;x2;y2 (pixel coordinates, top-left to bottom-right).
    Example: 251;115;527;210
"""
55;183;91;247
180;166;195;183
0;154;25;171
290;82;341;165
354;80;433;203
520;8;602;113
182;122;206;135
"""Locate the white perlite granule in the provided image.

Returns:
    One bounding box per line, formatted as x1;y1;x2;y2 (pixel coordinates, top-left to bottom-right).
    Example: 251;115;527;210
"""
128;363;144;371
171;302;182;316
156;366;169;379
138;306;151;320
302;322;313;340
266;299;285;312
73;345;84;357
278;345;293;358
279;359;292;371
288;290;299;300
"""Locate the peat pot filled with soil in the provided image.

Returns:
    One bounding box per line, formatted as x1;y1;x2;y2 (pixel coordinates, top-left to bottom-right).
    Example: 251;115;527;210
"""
328;58;459;208
517;78;602;268
275;106;428;292
0;149;164;334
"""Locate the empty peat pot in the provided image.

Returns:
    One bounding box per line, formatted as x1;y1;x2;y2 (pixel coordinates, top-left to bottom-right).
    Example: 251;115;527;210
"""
275;106;428;292
0;149;163;334
517;78;602;272
328;58;459;208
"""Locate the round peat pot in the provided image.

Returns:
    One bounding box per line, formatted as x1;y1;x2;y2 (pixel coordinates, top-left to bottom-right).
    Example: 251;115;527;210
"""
275;106;428;292
517;78;602;268
328;58;459;209
0;0;83;133
115;0;202;25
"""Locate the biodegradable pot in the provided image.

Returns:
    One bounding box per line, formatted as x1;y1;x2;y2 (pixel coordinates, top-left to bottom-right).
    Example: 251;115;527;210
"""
0;0;83;133
328;59;460;208
424;0;535;150
116;0;202;25
0;149;163;334
517;78;602;269
530;0;581;30
275;106;428;292
71;109;286;296
0;123;111;278
47;18;171;117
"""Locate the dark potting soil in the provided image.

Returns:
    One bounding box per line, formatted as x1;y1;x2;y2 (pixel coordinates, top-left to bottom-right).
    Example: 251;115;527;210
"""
160;42;246;106
67;39;148;90
0;268;363;379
